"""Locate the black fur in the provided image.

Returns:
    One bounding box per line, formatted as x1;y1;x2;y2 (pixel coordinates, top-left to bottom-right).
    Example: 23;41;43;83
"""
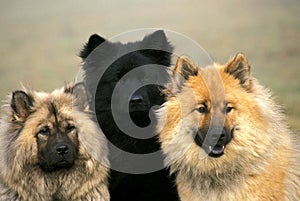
79;34;105;60
80;30;179;201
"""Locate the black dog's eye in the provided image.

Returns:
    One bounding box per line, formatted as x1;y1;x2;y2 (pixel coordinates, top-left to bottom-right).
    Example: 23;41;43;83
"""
197;105;208;114
38;126;50;136
226;106;233;114
66;124;76;132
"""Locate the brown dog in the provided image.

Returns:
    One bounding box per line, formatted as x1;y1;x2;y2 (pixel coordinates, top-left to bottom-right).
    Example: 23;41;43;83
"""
0;83;110;201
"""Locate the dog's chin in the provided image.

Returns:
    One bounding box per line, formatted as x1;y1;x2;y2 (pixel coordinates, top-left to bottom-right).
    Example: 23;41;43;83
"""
39;160;74;173
130;110;151;127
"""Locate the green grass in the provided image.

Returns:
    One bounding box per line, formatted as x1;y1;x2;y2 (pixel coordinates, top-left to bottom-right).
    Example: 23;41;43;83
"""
0;0;299;130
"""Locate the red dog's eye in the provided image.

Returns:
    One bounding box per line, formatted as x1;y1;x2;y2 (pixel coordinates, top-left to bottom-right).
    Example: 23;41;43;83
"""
197;106;208;114
226;106;233;113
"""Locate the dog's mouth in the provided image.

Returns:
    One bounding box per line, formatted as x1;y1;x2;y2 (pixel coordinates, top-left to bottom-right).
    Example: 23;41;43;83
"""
130;110;151;127
40;159;75;173
196;138;226;158
195;130;232;158
55;159;74;168
206;143;226;158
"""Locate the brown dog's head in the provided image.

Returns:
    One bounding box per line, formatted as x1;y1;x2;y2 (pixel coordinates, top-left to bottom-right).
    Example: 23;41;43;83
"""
6;83;91;172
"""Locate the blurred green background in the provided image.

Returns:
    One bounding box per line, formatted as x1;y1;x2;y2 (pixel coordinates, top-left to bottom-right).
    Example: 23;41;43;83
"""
0;0;299;130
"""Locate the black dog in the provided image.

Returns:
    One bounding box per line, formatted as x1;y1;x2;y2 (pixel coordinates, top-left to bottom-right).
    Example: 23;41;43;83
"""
80;30;179;201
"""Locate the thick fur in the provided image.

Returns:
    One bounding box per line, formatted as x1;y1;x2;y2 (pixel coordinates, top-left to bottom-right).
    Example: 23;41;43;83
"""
80;30;179;201
158;54;300;200
0;84;110;201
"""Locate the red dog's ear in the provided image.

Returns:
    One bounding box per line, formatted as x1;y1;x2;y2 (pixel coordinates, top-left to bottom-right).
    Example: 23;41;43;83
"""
225;53;251;90
11;91;33;122
174;56;198;80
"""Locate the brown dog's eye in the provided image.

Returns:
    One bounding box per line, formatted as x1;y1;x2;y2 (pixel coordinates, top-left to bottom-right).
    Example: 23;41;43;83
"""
38;126;50;136
66;124;76;132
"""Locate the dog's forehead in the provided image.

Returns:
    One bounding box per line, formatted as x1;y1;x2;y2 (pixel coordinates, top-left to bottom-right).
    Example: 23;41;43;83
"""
33;93;73;120
187;68;216;95
48;102;73;119
185;66;230;106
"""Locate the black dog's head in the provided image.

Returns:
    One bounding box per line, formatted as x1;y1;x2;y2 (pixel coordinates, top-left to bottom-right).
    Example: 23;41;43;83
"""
80;30;173;128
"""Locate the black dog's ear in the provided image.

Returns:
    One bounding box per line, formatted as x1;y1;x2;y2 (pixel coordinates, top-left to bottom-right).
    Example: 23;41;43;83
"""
72;82;90;111
79;34;106;60
11;91;33;122
140;30;174;66
142;30;173;52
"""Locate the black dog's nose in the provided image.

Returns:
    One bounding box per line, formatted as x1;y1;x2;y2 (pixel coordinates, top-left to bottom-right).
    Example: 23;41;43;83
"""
56;144;69;155
130;94;143;105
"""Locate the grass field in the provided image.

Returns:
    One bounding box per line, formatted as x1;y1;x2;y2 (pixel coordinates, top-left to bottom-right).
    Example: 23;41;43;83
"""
0;0;299;130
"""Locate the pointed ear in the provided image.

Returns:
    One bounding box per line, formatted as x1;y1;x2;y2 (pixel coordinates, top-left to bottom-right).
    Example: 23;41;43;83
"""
225;53;251;89
72;82;90;111
174;56;198;80
79;34;106;60
142;30;173;52
11;91;33;122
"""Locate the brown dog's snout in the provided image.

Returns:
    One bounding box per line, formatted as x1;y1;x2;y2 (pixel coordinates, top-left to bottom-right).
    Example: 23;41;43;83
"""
56;143;69;155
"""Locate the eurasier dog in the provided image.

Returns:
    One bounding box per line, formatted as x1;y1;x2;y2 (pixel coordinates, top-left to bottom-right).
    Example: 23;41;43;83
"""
157;53;300;200
0;83;110;201
80;30;179;201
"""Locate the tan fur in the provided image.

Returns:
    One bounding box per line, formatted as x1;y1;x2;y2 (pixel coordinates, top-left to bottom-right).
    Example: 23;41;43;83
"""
157;54;300;201
0;85;110;201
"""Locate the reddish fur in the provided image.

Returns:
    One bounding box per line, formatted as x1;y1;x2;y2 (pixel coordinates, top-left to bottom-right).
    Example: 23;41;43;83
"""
158;54;300;201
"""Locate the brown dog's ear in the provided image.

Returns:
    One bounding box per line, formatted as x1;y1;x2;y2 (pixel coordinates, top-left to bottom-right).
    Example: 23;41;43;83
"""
225;53;251;90
174;56;198;80
11;91;33;122
72;82;90;111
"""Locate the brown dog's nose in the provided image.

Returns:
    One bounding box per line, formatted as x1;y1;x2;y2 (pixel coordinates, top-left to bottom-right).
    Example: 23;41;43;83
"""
56;144;69;155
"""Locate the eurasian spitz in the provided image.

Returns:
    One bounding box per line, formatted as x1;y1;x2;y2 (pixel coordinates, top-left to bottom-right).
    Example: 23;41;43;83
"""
158;53;300;200
80;30;179;201
0;83;110;201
